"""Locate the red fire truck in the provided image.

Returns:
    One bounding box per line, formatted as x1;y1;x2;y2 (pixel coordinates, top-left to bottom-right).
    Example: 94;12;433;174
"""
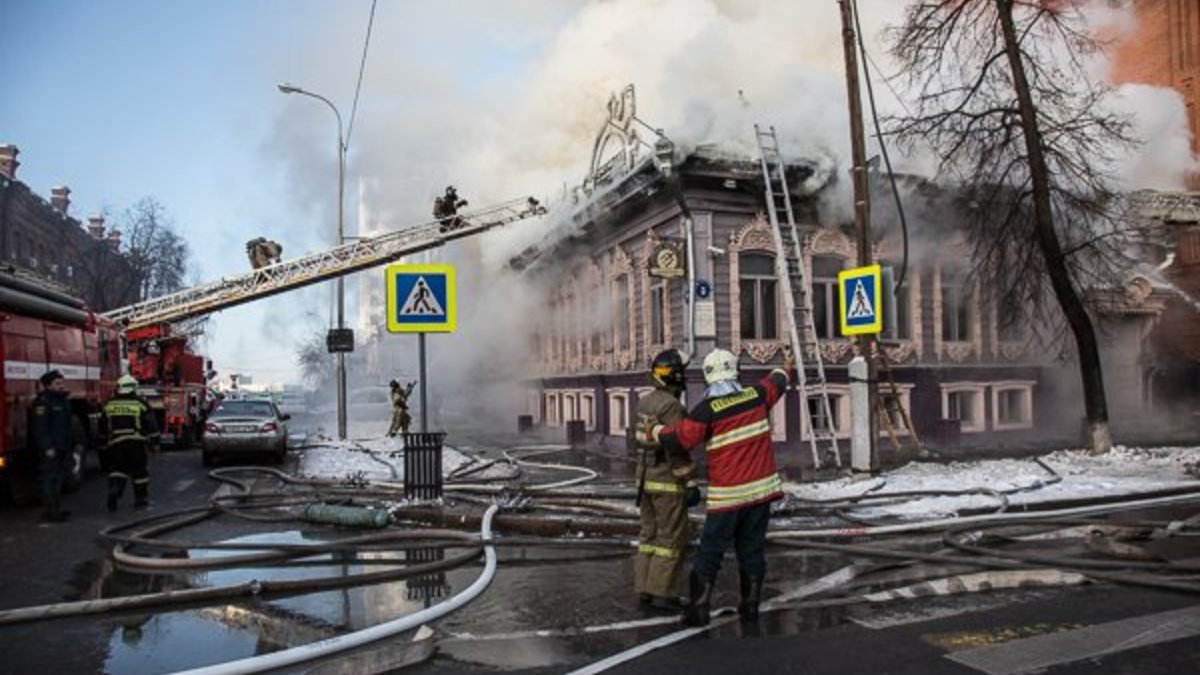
125;324;211;447
0;271;123;504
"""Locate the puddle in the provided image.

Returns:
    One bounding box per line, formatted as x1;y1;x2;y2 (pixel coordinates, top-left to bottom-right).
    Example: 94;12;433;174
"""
96;529;454;673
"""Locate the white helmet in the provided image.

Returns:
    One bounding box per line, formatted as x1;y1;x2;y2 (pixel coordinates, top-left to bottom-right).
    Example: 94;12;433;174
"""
117;375;138;394
702;348;739;385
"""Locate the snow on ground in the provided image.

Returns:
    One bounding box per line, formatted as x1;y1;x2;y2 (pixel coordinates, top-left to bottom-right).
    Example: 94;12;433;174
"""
296;436;474;482
783;446;1199;520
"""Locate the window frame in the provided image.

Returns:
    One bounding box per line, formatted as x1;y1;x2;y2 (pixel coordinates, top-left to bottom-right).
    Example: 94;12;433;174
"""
738;252;780;341
940;383;987;433
607;389;631;436
991;381;1035;431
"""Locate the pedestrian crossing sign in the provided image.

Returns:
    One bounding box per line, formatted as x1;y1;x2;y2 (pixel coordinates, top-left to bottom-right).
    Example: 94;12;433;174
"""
838;264;882;336
385;263;457;333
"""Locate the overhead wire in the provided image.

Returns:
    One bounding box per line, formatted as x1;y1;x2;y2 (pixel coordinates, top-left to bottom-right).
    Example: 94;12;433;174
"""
851;0;910;292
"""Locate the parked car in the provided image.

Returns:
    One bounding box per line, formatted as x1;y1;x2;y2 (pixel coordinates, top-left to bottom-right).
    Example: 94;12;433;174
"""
201;399;289;466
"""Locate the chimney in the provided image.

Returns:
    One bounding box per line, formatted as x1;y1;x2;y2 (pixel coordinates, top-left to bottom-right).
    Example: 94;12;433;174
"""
0;144;18;179
87;215;106;239
50;186;71;215
106;229;122;251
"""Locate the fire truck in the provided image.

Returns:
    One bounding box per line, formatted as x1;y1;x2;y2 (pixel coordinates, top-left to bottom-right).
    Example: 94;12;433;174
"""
125;324;211;448
1;196;544;503
0;270;123;504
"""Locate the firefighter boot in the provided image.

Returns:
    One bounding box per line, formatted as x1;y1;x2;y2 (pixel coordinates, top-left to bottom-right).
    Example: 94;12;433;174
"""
737;571;764;622
681;571;715;627
133;482;150;509
107;476;126;512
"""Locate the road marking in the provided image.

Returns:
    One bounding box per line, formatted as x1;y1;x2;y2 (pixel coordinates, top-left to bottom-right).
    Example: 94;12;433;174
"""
946;604;1200;674
173;479;196;492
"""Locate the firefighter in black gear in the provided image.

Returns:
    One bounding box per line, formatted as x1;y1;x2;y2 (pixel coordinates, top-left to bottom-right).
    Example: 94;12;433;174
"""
30;370;74;522
103;375;159;511
433;185;468;232
633;349;697;611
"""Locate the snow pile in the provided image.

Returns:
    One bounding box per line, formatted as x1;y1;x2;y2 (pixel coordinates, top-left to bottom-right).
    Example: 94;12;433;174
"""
784;446;1199;520
297;436;474;482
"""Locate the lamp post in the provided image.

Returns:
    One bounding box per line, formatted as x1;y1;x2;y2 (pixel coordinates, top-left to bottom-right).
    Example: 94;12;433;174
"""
278;82;349;440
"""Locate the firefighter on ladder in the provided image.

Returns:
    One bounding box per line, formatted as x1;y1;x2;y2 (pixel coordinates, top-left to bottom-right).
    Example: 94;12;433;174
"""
245;237;283;269
103;375;160;511
633;349;700;611
433;186;468;232
643;347;794;626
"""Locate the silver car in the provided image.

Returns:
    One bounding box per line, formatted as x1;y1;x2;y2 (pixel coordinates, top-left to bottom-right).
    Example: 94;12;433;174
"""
201;399;289;466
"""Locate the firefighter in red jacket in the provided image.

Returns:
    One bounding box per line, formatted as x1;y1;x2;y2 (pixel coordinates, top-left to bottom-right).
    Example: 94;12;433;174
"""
645;347;793;626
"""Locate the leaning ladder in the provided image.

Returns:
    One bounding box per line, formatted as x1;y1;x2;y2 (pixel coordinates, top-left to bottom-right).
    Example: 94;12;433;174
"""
755;125;843;470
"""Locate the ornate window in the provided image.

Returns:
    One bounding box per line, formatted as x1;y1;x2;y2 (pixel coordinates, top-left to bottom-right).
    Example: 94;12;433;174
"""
811;255;843;340
739;252;778;340
729;215;786;363
649;277;667;346
563;392;579;422
609;246;637;370
879;260;912;342
940;267;971;342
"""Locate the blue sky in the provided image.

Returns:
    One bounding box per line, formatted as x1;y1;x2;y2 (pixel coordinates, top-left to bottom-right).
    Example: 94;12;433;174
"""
0;0;576;385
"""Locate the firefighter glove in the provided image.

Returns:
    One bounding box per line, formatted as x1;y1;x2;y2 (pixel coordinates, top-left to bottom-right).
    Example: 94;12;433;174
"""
686;484;703;508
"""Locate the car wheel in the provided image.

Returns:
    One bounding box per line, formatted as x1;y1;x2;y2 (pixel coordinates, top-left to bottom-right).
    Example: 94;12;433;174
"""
62;418;87;494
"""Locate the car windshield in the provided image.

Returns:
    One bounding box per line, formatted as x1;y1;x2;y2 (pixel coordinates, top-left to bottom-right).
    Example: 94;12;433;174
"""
212;401;275;418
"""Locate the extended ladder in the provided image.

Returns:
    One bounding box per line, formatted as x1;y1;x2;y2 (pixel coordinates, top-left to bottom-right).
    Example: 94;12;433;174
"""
104;197;546;330
755;125;842;470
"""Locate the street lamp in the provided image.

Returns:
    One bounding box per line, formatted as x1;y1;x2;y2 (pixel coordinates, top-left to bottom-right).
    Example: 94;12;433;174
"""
278;82;349;440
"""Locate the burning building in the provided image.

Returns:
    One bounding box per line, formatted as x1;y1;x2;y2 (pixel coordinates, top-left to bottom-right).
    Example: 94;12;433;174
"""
511;86;1200;463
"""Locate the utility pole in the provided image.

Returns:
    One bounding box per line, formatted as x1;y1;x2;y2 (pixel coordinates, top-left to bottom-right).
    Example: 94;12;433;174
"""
838;0;879;471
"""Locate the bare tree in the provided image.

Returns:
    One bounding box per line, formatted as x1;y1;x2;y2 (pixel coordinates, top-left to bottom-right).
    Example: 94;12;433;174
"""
885;0;1141;452
115;197;191;301
72;197;192;310
296;330;334;387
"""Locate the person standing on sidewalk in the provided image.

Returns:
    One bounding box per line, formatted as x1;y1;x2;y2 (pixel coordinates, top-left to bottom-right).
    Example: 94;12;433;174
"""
632;349;699;611
30;370;73;523
644;347;793;626
102;375;159;511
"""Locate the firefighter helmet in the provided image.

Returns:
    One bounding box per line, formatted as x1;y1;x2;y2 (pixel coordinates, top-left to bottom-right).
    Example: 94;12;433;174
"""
116;375;138;394
702;348;739;385
650;349;688;389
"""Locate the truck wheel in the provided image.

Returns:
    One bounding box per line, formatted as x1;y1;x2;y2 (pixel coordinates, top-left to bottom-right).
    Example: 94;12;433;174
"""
62;418;87;494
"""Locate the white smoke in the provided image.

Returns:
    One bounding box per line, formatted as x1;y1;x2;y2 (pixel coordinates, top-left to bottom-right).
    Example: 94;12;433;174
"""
269;0;1198;425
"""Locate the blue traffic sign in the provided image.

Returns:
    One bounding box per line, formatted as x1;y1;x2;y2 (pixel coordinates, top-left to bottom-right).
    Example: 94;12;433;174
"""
695;279;712;300
385;263;457;333
837;264;882;335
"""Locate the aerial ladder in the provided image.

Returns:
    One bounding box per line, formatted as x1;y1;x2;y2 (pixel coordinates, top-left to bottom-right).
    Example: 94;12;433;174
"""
103;197;546;330
754;125;843;471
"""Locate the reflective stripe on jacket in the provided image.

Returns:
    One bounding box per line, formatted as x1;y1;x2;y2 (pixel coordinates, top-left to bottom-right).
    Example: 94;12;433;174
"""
104;396;156;445
660;369;789;512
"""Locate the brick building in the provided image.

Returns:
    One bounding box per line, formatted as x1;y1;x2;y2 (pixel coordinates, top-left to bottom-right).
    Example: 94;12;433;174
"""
1112;0;1200;188
0;144;138;311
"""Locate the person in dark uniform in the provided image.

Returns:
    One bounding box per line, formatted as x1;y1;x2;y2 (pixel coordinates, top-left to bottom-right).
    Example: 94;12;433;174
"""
433;186;468;232
103;375;160;511
30;370;74;523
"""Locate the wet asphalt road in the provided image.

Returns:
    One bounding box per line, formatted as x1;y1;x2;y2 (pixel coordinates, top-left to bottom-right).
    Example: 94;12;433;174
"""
0;427;1198;675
